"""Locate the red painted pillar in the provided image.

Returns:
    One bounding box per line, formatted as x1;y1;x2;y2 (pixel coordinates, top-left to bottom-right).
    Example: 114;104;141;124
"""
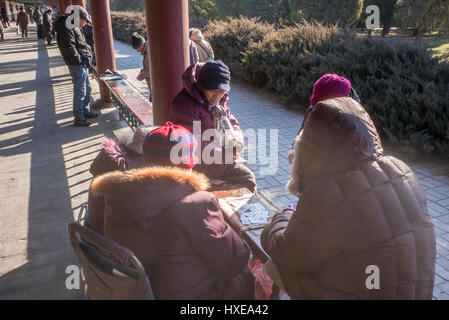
57;0;72;14
145;0;189;125
72;0;85;8
90;0;116;107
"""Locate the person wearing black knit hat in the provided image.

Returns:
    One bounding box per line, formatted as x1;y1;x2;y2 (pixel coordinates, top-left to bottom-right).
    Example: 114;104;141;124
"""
131;32;152;101
170;60;257;193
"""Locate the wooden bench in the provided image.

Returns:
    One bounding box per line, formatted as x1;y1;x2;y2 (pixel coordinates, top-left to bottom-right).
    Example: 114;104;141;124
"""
91;67;153;130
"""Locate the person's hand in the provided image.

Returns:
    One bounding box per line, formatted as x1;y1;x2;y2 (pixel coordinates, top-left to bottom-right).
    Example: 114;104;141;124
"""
137;74;144;81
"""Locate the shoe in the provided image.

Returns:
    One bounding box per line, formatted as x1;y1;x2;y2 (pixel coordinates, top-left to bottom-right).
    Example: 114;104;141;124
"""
73;119;91;127
84;111;99;118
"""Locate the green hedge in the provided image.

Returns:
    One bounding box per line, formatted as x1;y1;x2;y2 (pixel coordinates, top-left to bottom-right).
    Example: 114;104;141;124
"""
204;18;449;155
111;11;147;44
204;17;273;77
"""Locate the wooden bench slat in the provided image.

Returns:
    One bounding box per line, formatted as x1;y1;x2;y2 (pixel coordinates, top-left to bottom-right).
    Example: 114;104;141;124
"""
92;67;153;128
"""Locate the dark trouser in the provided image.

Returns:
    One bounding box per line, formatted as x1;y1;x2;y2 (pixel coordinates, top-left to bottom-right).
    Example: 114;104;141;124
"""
44;25;51;44
195;163;257;193
0;29;3;41
21;26;27;38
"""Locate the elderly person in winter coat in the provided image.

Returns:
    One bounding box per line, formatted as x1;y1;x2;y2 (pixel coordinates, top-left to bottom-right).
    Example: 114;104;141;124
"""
33;7;42;26
87;122;255;300
42;8;52;45
189;28;214;62
170;60;257;192
261;74;436;300
16;7;29;38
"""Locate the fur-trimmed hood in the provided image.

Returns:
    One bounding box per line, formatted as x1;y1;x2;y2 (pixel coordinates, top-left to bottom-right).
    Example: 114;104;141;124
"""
91;166;210;229
287;97;384;195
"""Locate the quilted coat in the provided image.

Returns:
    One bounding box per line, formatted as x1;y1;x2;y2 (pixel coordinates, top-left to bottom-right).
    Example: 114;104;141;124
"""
261;97;436;300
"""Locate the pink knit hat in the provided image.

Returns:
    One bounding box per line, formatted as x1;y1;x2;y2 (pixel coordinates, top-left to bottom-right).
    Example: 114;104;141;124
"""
310;74;352;107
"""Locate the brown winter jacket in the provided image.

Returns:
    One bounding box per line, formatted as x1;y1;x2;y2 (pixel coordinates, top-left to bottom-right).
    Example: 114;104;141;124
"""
261;97;436;300
89;166;254;300
16;11;29;28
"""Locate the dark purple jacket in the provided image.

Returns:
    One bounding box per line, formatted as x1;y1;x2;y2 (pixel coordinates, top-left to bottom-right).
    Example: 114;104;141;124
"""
170;63;241;164
89;167;254;300
88;137;147;234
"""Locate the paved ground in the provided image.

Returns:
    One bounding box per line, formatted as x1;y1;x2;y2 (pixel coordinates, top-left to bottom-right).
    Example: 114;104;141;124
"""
0;26;448;299
0;26;130;299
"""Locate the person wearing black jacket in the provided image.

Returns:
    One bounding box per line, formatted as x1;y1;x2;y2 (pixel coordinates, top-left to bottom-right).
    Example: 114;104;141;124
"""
55;5;98;127
82;22;95;66
42;8;53;45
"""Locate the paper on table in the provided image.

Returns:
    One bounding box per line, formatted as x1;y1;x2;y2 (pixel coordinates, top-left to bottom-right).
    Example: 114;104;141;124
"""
237;203;266;215
247;211;269;225
228;199;250;211
222;195;269;226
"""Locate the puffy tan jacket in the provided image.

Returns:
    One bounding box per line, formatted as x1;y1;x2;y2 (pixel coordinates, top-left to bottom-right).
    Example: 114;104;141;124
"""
89;166;254;300
194;40;214;62
261;97;436;300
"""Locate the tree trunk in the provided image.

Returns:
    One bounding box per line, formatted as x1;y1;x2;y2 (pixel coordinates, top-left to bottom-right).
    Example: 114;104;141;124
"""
415;28;422;46
381;24;391;37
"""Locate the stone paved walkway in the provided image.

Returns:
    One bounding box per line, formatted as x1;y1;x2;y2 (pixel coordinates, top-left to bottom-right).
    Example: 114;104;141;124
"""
0;26;129;299
0;25;448;299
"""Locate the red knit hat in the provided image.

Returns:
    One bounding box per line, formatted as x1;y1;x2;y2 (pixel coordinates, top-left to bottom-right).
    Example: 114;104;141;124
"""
142;122;199;168
310;74;352;107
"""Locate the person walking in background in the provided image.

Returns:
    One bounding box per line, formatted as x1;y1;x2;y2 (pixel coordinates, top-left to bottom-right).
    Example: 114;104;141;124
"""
131;32;152;101
189;28;214;62
1;7;10;28
0;20;4;42
55;5;98;127
33;7;43;39
43;8;53;45
16;7;29;38
26;6;33;23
